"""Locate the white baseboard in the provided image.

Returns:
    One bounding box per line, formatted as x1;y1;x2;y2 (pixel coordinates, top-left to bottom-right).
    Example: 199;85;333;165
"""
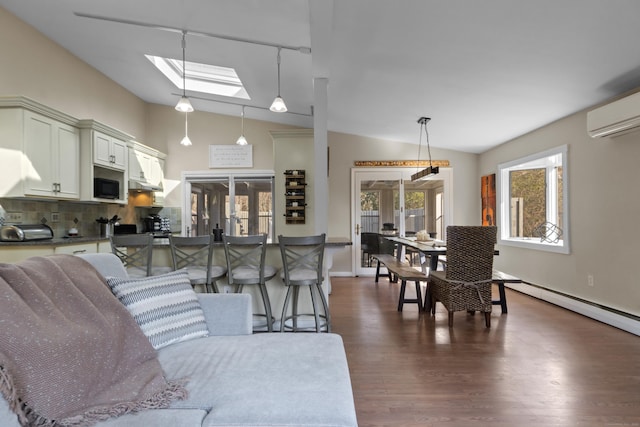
506;282;640;337
329;271;353;277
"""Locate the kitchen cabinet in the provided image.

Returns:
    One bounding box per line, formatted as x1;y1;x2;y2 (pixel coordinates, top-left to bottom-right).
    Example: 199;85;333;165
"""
128;141;166;207
129;149;152;183
0;247;54;263
78;120;133;204
54;242;97;255
93;131;127;171
0;99;80;200
128;142;166;187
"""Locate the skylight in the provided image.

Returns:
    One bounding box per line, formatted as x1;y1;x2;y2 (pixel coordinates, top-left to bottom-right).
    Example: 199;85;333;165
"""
146;55;250;99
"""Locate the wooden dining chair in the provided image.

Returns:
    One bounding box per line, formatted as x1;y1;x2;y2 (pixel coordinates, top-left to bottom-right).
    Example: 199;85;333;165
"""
429;226;497;327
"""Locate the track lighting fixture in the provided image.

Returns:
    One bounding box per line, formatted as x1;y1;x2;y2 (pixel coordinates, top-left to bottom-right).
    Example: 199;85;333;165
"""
270;48;287;113
236;105;248;145
411;117;439;181
175;31;194;113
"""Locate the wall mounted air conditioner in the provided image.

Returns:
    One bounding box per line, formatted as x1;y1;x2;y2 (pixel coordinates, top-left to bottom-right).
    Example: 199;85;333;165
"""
587;91;640;138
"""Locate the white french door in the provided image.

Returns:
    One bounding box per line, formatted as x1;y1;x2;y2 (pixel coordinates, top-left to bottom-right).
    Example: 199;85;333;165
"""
182;171;275;240
351;167;452;276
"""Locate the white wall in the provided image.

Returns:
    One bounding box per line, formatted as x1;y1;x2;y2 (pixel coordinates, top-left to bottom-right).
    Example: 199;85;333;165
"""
0;7;147;141
479;106;640;317
0;5;486;282
327;132;480;272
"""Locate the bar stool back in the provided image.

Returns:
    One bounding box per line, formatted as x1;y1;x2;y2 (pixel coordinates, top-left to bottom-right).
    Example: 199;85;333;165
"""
222;234;277;332
109;234;172;278
278;233;329;333
169;234;226;293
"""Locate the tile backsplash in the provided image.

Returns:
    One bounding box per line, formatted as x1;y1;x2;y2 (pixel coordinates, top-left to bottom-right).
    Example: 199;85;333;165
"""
0;198;181;238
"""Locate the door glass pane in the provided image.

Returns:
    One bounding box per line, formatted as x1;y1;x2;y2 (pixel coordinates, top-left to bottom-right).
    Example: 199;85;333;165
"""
191;180;229;236
361;179;398;233
360;188;380;233
403;186;426;235
435;191;443;240
190;191;199;236
234;177;274;240
405;178;443;239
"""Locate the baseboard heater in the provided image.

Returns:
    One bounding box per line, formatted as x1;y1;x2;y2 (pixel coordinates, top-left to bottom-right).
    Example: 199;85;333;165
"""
506;282;640;336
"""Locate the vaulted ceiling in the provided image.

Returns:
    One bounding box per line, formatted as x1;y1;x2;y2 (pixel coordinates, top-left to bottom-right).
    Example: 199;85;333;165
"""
3;0;640;153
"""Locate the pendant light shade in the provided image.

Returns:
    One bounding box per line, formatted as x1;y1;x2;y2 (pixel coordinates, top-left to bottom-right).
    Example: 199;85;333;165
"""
176;96;193;113
270;48;287;113
236;106;248;145
270;96;287;113
180;112;192;146
175;31;194;113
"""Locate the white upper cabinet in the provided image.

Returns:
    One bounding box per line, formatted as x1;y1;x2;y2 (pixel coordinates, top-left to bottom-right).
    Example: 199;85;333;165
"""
0;100;80;200
129;148;152;183
78;120;133;204
128;141;165;189
92;130;127;171
150;157;165;188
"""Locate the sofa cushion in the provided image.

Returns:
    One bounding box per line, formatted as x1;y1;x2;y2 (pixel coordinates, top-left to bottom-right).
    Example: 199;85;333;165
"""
107;269;209;349
96;408;207;427
157;333;358;427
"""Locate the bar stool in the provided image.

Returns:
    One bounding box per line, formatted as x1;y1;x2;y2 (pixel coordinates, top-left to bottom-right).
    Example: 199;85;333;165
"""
222;234;277;332
109;234;172;278
278;233;330;333
169;234;226;293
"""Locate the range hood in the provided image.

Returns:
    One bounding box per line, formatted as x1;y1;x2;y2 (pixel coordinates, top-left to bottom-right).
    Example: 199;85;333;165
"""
128;180;162;192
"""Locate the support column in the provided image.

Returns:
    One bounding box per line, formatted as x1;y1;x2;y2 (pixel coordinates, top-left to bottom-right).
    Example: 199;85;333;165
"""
313;77;329;235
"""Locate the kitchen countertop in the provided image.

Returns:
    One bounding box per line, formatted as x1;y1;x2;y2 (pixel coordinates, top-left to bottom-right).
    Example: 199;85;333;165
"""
0;236;111;246
0;236;352;247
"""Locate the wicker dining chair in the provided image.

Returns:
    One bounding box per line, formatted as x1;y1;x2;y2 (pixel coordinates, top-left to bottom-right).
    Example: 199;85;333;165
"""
429;226;497;328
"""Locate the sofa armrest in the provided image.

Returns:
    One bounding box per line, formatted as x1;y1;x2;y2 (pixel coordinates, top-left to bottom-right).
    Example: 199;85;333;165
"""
197;293;253;336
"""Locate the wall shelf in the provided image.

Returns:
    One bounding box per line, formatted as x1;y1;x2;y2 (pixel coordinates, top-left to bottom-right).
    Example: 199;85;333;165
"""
284;169;306;224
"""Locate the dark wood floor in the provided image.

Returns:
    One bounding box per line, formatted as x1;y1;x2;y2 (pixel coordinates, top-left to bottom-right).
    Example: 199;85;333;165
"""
329;276;640;427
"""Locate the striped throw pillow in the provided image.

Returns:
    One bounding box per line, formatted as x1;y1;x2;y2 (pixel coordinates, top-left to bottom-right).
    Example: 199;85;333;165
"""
106;269;209;350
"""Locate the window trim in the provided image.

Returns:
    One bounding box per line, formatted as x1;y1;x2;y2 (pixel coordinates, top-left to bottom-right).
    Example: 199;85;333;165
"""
497;145;569;254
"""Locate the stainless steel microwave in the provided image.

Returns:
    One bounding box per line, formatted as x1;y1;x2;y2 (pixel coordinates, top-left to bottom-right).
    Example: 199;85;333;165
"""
94;178;120;199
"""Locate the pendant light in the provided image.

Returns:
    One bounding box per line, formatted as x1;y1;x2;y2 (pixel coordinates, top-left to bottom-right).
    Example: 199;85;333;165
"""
270;47;287;113
411;117;439;181
175;31;194;113
180;112;192;146
236;105;248;145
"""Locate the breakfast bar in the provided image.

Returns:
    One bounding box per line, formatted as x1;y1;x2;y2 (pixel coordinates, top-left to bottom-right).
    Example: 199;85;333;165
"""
0;235;352;330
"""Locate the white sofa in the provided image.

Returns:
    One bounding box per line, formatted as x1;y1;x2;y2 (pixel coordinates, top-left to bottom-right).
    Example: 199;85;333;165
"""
0;253;358;427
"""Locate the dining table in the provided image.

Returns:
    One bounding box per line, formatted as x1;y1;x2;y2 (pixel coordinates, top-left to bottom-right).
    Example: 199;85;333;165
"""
383;236;448;273
383;235;517;313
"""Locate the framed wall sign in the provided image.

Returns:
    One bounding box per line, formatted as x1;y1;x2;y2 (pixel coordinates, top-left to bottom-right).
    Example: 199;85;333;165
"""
209;145;253;168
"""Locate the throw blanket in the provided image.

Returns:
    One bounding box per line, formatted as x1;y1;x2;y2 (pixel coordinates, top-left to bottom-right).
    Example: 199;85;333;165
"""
0;255;187;426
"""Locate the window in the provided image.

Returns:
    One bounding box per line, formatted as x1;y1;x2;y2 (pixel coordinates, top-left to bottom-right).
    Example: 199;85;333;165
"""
146;55;250;99
498;145;569;253
185;172;275;241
